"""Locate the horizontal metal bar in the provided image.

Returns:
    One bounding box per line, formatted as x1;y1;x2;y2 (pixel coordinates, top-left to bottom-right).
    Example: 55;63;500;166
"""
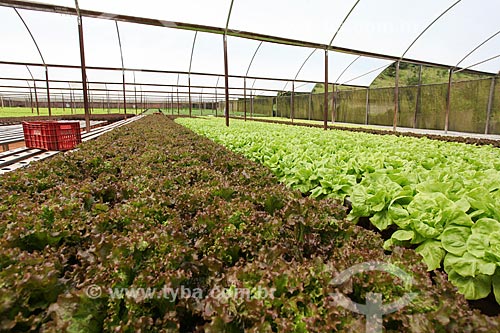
0;0;495;76
0;61;364;88
0;76;291;93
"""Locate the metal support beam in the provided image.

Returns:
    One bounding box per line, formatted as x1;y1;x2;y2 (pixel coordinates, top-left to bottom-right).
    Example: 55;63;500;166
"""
115;21;127;117
244;78;247;121
365;87;370;125
75;0;90;133
223;34;230;126
414;65;423;128
393;61;400;131
133;71;138;114
308;92;312;120
291;81;295;122
250;90;254;118
44;67;51;117
485;76;496;135
188;31;197;118
444;69;453;133
323;50;328;130
188;75;192;117
223;0;234;126
331;84;336;123
26;82;33;113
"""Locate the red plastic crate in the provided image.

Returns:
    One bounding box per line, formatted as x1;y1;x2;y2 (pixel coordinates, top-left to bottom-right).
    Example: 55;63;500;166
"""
22;121;82;151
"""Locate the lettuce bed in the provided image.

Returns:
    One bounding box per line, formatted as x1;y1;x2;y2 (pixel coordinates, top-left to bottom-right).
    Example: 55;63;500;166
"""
177;117;500;306
2;115;498;332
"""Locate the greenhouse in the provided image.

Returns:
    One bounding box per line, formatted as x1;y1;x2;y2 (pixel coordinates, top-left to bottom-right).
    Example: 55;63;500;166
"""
1;0;500;332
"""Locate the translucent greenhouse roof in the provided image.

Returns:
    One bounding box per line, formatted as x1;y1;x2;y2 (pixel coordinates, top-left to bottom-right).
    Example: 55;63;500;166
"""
0;0;499;99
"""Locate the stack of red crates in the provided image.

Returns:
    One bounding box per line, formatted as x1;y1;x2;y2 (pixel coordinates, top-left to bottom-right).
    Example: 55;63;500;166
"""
22;121;82;151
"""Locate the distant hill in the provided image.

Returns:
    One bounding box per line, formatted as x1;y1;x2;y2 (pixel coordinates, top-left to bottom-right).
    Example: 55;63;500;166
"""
312;63;488;93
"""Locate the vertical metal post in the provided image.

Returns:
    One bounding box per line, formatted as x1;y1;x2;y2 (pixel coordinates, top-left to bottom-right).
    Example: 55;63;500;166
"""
250;90;254;118
444;68;453;133
0;95;3;109
308;92;312;120
200;92;203;116
69;85;74;114
323;50;328;130
188;76;192;117
365;87;370;125
27;83;34;113
291;81;295;122
215;89;218;117
276;96;279;118
331;84;336;124
105;83;110;113
414;65;423;128
393;61;400;131
171;89;174;115
62;93;65;112
115;21;127;117
223;34;230;126
485;76;496;135
176;88;180;115
45;67;51;117
244;78;247;121
75;0;91;133
133;72;138;115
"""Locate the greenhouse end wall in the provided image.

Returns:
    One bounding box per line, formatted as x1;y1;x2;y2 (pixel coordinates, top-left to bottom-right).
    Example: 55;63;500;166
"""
253;77;498;134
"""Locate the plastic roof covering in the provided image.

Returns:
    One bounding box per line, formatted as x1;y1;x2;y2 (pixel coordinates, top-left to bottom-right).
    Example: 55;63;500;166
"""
0;0;499;100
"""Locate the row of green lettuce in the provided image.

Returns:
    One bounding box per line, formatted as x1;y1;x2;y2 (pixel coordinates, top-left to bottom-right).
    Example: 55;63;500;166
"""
2;115;498;332
177;117;500;304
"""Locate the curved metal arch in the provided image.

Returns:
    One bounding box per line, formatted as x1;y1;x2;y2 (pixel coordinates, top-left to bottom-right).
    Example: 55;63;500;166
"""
115;21;127;115
25;65;39;114
335;55;361;83
400;0;462;59
445;28;500;132
287;0;361;96
245;41;263;77
340;63;391;86
243;41;263;120
454;54;500;74
328;0;361;48
14;7;51;115
454;29;500;69
294;49;317;81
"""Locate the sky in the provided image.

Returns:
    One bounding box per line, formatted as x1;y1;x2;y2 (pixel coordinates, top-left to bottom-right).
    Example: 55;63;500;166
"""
0;0;499;101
